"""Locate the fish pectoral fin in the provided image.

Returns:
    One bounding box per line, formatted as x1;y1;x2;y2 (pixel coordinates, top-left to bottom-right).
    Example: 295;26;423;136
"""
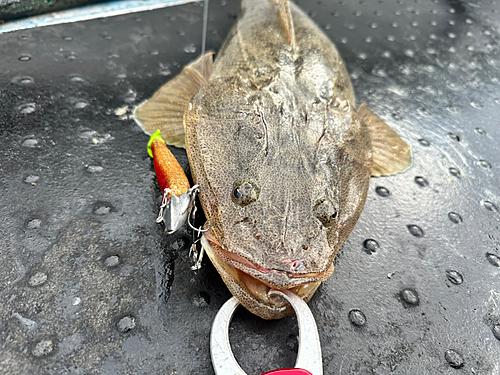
358;103;412;176
276;0;296;50
134;52;214;149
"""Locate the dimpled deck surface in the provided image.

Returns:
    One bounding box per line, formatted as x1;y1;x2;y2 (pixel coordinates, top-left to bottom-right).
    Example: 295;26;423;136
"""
1;0;500;374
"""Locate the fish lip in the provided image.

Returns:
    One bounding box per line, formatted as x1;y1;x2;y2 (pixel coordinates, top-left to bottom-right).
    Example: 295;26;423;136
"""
206;237;332;289
201;235;323;319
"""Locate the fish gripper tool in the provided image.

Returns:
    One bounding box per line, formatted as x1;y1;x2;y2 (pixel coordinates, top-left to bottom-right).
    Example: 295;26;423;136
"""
210;289;323;375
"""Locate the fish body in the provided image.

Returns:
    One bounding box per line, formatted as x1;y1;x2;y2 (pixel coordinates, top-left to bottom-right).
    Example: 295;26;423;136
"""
136;0;410;319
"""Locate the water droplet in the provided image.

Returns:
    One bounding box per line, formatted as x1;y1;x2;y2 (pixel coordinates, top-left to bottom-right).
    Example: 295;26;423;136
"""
471;101;483;109
475;127;486;135
449;167;461;177
63;36;72;41
448;132;461;142
22;138;38;147
375;186;390;197
26;218;42;230
19;103;36;114
70;75;85;82
414;176;429;187
387;35;396;42
24;174;40;185
13;312;38;330
93;202;113;215
492;325;500;341
192;291;211;307
104;255;120;267
481;200;499;213
418;138;430;146
32;340;54;357
382;51;391;58
348;309;366;327
75;101;89;109
358;52;368;60
478;160;491;169
486;253;500;267
362;239;379;254
117;316;136;333
448;212;462;224
66;53;77;60
19;55;31;61
407;225;424;237
86;165;103;173
400;288;419;306
446;270;463;285
72;297;81;306
424;64;435;73
12;76;34;85
448;32;456;39
29;272;48;287
404;49;415;57
372;68;387;77
444;349;464;368
184;44;196;54
369;22;378;29
344;23;355;30
350;70;359;80
364;36;372;43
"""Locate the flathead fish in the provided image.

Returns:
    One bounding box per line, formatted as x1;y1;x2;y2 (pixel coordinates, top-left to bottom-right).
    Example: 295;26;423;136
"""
135;0;411;319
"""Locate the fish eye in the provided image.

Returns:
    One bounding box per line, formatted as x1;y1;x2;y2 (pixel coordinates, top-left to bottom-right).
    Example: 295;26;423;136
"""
314;198;337;227
232;180;260;207
233;187;242;200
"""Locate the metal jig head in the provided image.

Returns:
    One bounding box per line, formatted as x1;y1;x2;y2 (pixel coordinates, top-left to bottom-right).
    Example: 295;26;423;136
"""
156;184;214;270
157;185;200;234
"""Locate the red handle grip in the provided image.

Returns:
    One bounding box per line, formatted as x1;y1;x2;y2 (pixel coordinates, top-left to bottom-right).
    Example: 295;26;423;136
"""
261;369;313;375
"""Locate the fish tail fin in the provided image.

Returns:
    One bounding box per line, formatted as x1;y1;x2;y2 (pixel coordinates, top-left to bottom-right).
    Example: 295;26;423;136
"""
240;0;296;50
133;52;214;149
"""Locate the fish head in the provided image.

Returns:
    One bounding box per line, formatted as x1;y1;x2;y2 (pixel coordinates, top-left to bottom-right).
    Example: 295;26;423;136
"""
187;78;372;319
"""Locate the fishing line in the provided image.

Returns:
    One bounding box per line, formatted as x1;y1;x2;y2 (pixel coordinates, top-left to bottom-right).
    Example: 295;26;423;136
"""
188;0;210;270
201;0;209;65
199;0;210;99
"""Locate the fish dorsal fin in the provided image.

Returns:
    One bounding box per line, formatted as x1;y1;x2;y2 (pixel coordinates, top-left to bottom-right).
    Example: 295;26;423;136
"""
276;0;296;50
134;52;214;149
357;103;412;176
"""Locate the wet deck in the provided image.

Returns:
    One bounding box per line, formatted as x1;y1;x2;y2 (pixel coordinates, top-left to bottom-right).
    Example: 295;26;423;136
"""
1;0;499;374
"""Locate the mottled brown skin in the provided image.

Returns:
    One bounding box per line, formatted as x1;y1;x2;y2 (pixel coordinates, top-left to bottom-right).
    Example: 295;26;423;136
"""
184;0;372;319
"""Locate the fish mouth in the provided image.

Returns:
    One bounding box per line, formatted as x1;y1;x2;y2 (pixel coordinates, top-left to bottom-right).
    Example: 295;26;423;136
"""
200;235;333;319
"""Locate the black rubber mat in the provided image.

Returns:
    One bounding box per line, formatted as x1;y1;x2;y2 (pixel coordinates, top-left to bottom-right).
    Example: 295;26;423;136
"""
0;0;111;22
1;0;499;374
